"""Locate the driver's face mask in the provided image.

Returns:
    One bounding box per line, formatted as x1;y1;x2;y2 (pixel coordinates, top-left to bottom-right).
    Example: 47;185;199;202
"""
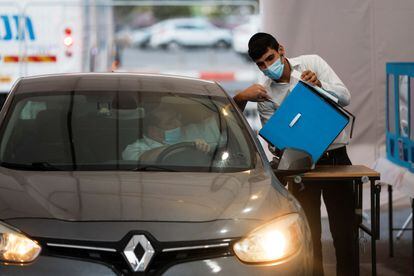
163;127;182;144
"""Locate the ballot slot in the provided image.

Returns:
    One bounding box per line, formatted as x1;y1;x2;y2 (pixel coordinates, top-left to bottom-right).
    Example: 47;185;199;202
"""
289;113;302;127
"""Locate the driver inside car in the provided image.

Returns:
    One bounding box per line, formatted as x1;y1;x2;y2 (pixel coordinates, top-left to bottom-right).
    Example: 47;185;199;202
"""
122;103;215;162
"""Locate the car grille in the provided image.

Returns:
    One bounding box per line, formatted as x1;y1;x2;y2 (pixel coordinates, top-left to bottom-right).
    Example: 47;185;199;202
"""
35;231;238;275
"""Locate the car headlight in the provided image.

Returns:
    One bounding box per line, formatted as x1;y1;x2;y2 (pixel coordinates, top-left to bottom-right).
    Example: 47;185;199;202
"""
0;222;41;264
233;213;306;265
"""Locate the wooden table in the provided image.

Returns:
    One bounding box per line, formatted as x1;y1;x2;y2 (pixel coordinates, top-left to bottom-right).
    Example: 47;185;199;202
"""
282;165;381;276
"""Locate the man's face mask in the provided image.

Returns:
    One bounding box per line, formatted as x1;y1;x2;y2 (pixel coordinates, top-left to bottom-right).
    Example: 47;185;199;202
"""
163;127;182;144
262;56;284;80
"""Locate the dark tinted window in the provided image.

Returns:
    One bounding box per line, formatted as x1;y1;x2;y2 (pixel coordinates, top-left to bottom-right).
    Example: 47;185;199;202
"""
0;91;255;172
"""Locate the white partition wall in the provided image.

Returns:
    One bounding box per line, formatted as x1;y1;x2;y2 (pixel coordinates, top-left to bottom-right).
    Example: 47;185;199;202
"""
260;0;414;165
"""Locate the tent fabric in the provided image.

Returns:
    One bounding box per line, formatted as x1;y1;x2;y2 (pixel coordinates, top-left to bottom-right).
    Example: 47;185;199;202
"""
260;0;414;166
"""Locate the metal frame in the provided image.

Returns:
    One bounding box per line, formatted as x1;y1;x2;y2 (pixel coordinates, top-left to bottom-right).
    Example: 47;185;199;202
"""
385;62;414;273
387;185;413;273
285;170;381;276
356;176;381;276
386;62;414;172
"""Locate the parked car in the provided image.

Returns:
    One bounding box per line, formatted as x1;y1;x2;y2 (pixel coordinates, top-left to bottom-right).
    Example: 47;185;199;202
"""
0;73;312;275
115;27;151;48
149;18;232;49
232;15;260;59
130;27;152;48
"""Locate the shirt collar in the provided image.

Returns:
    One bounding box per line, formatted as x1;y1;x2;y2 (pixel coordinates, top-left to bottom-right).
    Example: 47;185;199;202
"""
265;57;301;87
261;56;302;87
287;57;301;70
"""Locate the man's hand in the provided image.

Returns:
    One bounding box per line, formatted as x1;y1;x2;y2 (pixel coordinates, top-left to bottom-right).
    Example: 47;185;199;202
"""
238;84;270;102
301;70;322;87
194;139;210;153
233;84;271;111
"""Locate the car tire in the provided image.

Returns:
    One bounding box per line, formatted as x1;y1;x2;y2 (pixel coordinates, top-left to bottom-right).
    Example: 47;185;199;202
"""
165;41;181;51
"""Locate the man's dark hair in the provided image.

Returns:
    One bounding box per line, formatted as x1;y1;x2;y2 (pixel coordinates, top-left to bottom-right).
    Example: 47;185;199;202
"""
248;32;279;61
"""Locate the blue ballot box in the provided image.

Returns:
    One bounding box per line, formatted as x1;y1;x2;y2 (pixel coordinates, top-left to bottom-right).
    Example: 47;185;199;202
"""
259;81;353;164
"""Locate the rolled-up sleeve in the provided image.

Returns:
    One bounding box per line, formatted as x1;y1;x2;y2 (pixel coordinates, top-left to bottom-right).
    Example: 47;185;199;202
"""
122;142;145;160
122;138;155;161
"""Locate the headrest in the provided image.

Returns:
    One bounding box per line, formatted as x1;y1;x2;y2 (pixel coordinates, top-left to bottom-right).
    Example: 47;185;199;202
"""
111;93;138;110
109;107;145;120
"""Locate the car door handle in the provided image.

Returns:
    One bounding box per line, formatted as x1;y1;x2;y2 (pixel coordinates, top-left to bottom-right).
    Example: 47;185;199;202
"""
289;113;302;127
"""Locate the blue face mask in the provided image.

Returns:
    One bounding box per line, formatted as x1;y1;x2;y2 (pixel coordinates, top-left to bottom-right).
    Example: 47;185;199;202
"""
163;127;182;144
262;57;285;80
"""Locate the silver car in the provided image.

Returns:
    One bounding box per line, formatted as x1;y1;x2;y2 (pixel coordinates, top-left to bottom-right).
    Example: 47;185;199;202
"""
149;18;232;49
0;73;312;275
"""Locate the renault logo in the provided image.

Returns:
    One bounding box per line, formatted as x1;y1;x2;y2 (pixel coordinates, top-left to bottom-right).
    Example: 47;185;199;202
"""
123;235;155;272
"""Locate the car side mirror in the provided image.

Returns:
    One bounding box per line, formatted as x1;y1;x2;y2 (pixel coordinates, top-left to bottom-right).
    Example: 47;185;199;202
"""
272;148;314;177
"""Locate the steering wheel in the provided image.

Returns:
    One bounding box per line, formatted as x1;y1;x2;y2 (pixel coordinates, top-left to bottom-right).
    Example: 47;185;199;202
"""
155;142;210;165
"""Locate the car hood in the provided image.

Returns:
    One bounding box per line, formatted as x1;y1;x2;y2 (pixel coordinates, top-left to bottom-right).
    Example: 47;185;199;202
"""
0;166;293;223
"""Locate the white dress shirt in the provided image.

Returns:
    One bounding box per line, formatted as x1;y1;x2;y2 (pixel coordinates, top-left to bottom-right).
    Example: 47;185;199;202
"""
257;54;351;151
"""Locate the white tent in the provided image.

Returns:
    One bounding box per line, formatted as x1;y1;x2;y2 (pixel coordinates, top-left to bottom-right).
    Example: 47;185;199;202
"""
260;0;414;166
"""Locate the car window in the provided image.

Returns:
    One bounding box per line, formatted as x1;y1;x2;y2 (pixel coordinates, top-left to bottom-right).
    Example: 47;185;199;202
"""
175;24;205;30
19;101;47;119
0;91;256;172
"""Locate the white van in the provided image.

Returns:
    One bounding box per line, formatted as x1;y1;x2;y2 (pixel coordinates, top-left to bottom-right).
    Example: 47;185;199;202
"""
0;0;114;105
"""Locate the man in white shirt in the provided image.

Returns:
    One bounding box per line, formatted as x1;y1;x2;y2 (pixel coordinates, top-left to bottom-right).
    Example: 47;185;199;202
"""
234;33;355;276
122;104;214;161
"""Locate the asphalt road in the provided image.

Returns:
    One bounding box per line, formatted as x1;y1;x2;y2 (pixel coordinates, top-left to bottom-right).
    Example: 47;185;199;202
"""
119;47;253;70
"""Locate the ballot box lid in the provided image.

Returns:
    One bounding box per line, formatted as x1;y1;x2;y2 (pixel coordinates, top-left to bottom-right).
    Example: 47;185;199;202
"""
259;81;351;164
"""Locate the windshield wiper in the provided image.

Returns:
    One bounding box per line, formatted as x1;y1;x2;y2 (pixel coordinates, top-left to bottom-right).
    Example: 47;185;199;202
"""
0;161;63;171
31;162;64;171
130;165;178;172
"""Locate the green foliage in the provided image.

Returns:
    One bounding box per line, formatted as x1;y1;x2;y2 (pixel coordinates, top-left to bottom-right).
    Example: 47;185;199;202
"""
153;6;192;20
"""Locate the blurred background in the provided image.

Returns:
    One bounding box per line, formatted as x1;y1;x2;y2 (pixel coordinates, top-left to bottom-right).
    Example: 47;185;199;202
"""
0;0;263;134
112;1;262;133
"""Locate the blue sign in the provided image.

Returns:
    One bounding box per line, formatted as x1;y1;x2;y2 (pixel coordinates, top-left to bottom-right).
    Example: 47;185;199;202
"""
0;15;36;41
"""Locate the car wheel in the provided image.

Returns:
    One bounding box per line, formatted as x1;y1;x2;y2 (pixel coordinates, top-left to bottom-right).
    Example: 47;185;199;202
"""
166;41;180;51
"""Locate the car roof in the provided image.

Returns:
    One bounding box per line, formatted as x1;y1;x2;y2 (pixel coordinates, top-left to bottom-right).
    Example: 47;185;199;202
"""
160;17;211;25
13;73;226;97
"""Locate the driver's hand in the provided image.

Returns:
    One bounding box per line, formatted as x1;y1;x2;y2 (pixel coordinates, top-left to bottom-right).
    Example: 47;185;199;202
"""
194;139;210;153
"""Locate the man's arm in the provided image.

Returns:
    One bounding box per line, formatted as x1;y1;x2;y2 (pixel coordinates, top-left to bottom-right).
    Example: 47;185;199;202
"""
233;84;271;111
313;55;351;107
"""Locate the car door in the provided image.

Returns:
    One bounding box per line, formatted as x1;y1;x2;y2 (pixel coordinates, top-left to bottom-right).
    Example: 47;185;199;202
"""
172;23;201;46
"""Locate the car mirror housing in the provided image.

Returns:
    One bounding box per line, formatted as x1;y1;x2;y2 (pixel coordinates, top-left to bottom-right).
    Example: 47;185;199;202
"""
273;148;313;176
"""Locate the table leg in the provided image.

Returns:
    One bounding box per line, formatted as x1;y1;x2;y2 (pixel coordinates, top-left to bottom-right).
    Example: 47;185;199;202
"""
388;184;394;257
371;180;376;276
354;180;362;276
375;184;381;239
412;198;414;275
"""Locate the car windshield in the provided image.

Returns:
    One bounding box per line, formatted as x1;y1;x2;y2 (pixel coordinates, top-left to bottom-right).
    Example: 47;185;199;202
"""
0;91;256;172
